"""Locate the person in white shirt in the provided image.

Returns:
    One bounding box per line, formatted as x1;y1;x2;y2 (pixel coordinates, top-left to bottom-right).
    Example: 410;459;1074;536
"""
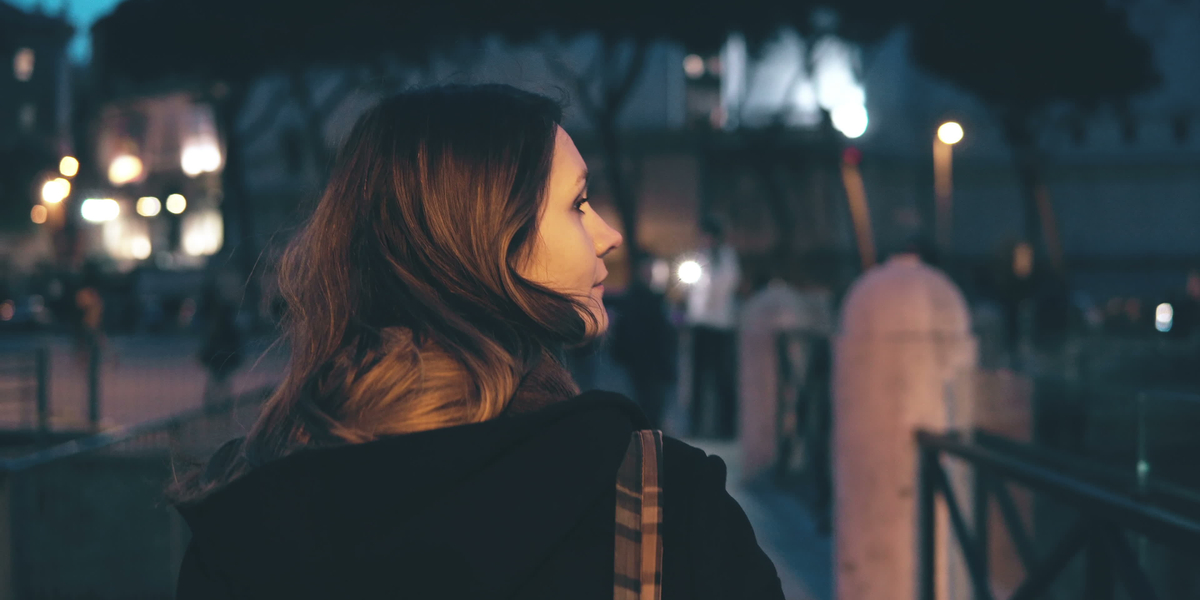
685;217;741;439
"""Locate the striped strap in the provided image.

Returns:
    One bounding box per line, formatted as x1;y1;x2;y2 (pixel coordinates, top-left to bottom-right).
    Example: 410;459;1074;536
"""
614;430;664;600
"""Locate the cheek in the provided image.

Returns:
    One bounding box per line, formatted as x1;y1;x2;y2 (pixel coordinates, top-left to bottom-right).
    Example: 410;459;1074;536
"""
526;215;595;293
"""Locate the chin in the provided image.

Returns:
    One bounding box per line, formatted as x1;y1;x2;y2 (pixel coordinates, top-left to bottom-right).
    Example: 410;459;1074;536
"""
584;298;609;337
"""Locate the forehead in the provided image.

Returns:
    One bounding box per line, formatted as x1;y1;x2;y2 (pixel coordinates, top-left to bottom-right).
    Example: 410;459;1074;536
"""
553;126;587;180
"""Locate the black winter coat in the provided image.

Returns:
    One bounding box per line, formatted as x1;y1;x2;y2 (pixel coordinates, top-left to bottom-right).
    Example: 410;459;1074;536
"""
174;391;785;599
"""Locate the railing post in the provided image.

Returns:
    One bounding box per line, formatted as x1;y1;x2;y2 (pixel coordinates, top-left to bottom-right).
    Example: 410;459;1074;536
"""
35;348;49;441
87;341;101;430
0;473;15;600
972;468;990;600
918;441;937;600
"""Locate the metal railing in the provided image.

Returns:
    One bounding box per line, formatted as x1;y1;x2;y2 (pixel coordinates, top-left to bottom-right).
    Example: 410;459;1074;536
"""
0;385;274;600
0;348;49;437
774;330;832;531
916;429;1200;600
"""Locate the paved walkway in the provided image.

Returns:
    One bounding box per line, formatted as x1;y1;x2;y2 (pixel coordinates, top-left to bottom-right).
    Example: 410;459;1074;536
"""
0;334;286;430
586;349;832;600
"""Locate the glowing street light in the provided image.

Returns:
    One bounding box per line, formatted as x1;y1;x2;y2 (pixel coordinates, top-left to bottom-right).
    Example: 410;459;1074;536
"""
166;194;187;214
934;121;964;255
59;156;79;177
137;196;162;217
130;237;152;260
31;205;47;224
678;260;703;284
937;121;964;145
181;141;222;176
832;104;869;139
81;198;120;223
41;178;70;204
683;55;705;79
108;155;143;186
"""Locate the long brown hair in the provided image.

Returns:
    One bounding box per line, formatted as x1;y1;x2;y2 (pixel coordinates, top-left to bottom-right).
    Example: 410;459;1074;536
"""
172;85;596;503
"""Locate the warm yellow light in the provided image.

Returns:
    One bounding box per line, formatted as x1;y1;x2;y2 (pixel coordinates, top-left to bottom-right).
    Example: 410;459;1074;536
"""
181;141;222;176
137;196;162;217
166;194;187;214
30;205;47;224
181;210;224;256
107;154;144;185
938;122;964;145
41;178;70;204
13;48;34;82
59;156;79;177
130;237;152;260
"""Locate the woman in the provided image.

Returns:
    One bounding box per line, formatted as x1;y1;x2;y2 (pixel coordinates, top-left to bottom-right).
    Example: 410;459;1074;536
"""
171;85;784;600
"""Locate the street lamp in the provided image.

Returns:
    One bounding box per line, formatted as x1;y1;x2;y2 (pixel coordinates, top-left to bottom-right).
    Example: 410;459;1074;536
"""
934;121;963;257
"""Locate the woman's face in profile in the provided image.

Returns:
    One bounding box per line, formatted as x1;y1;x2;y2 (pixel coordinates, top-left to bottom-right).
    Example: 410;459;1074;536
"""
521;126;623;333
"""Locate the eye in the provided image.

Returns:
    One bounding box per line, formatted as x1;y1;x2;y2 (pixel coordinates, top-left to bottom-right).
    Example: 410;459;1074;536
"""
573;196;588;214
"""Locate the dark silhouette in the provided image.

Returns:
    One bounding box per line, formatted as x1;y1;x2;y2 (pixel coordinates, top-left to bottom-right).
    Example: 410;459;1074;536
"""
197;291;243;413
611;253;677;429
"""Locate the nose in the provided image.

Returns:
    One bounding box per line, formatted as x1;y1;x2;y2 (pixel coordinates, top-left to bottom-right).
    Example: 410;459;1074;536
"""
593;213;623;257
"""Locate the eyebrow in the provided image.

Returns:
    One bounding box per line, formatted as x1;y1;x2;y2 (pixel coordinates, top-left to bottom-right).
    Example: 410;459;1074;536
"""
576;170;590;196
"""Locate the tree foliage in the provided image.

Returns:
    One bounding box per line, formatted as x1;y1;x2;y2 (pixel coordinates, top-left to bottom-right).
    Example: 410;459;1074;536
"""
909;0;1159;263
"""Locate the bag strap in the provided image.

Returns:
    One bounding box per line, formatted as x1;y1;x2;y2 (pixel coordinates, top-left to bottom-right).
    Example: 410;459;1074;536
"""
614;430;664;600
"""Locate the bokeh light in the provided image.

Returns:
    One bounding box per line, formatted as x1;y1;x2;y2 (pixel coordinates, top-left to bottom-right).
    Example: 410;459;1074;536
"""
166;194;187;214
678;260;703;284
137;196;162;217
59;156;79;177
938;121;964;145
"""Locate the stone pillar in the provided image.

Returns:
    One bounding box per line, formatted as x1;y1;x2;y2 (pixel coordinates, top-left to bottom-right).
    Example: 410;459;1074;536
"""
738;281;835;483
832;254;977;600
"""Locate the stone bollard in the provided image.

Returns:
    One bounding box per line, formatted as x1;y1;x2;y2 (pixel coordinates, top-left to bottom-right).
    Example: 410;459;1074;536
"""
738;280;835;483
832;253;978;600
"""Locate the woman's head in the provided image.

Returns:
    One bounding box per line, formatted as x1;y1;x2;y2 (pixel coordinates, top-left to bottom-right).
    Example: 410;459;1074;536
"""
244;85;621;464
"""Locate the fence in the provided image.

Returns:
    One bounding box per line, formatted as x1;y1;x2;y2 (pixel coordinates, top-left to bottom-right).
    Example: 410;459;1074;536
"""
773;330;832;531
917;429;1200;600
0;386;272;600
0;349;49;437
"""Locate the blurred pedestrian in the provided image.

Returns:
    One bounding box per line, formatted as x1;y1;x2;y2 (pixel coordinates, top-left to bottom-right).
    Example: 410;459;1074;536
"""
685;216;741;439
197;290;243;414
168;85;784;600
72;279;112;368
611;252;676;429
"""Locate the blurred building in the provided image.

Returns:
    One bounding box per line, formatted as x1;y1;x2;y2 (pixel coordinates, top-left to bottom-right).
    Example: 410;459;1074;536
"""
82;92;226;271
90;6;1200;302
0;1;73;257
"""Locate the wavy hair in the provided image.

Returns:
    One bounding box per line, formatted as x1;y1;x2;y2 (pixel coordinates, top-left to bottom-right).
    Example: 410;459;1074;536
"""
171;85;597;503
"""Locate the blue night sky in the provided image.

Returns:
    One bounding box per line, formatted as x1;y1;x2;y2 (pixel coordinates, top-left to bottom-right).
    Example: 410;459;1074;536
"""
9;0;123;62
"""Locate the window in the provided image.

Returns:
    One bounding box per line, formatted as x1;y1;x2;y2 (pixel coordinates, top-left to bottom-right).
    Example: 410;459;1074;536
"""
13;48;34;82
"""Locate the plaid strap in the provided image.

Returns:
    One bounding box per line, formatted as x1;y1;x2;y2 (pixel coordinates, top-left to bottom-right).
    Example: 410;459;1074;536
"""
614;430;664;600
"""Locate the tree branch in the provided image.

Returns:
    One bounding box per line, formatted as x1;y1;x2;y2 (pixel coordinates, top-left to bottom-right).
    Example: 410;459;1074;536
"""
239;80;291;145
605;38;649;114
541;43;602;120
315;69;365;120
